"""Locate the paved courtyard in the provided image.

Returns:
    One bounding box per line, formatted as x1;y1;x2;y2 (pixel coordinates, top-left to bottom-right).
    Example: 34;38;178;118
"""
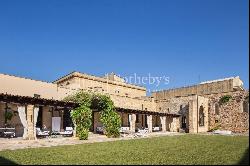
0;132;183;151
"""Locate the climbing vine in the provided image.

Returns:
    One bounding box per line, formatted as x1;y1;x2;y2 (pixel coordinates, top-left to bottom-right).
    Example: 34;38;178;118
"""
64;91;92;140
93;94;121;138
64;91;121;140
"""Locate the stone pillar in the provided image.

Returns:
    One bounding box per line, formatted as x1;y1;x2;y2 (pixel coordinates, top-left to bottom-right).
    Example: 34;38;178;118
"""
188;96;198;133
160;116;166;132
129;114;136;132
26;105;35;140
147;115;153;133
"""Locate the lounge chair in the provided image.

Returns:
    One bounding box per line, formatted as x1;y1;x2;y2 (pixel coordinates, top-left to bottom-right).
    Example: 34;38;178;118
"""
36;128;50;138
120;127;130;132
134;128;149;138
60;127;74;137
0;127;16;138
120;127;130;137
153;127;160;132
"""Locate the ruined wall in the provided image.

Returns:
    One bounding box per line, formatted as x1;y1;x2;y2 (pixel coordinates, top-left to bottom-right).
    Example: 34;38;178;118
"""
207;91;249;133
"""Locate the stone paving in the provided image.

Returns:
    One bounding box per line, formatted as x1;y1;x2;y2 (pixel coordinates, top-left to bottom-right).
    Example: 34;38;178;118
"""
0;132;183;151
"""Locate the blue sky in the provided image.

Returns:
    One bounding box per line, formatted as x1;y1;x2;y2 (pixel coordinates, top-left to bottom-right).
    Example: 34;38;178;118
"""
0;0;249;93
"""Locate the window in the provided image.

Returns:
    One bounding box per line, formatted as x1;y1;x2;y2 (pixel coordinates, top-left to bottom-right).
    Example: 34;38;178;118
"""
215;103;220;115
199;106;205;126
180;105;183;110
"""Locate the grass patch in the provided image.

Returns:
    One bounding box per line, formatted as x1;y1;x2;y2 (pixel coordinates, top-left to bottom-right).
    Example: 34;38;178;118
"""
0;135;249;165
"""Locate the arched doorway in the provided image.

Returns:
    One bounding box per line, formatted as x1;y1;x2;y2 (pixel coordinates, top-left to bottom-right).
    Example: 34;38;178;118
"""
199;106;205;127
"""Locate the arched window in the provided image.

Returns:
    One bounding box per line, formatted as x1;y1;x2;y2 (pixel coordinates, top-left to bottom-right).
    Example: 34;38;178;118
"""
215;103;220;115
199;106;205;126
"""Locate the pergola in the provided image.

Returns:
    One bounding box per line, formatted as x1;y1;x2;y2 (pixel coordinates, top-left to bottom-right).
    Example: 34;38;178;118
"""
0;93;78;109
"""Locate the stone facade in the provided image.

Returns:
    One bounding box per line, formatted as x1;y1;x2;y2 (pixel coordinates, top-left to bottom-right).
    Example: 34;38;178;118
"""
0;72;248;140
206;91;249;133
152;76;243;100
54;72;146;98
154;77;249;133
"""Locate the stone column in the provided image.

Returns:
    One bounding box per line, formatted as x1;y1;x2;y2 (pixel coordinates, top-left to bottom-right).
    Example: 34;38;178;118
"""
26;105;35;140
129;114;136;132
160;116;167;132
147;115;153;133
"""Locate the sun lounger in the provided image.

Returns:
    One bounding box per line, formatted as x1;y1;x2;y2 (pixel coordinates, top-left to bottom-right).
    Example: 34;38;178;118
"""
134;128;149;138
153;127;160;132
0;128;16;138
60;127;73;137
36;128;50;138
120;127;131;137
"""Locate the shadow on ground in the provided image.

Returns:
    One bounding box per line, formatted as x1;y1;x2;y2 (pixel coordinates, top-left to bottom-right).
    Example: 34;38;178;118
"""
238;147;249;165
0;157;17;165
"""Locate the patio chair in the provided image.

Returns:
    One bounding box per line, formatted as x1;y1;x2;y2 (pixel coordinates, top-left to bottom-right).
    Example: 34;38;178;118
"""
60;127;74;137
36;128;50;138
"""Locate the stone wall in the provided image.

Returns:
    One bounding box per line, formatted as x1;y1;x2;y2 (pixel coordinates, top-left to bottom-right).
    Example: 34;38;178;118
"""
206;91;249;133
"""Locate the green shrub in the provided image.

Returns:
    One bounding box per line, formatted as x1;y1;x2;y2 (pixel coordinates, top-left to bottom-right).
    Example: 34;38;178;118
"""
71;104;92;140
100;109;121;138
65;91;121;139
219;95;232;104
94;94;121;138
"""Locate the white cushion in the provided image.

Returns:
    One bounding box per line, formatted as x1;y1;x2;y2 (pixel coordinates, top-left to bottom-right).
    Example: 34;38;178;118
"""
65;127;73;131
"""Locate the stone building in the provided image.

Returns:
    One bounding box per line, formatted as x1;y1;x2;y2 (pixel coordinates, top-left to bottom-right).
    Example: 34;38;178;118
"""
152;76;249;133
0;72;249;140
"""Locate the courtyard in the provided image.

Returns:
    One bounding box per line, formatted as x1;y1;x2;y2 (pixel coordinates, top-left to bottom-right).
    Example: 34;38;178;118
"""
0;134;248;165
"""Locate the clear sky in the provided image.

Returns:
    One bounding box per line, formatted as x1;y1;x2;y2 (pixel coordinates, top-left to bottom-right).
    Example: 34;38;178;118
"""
0;0;249;93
